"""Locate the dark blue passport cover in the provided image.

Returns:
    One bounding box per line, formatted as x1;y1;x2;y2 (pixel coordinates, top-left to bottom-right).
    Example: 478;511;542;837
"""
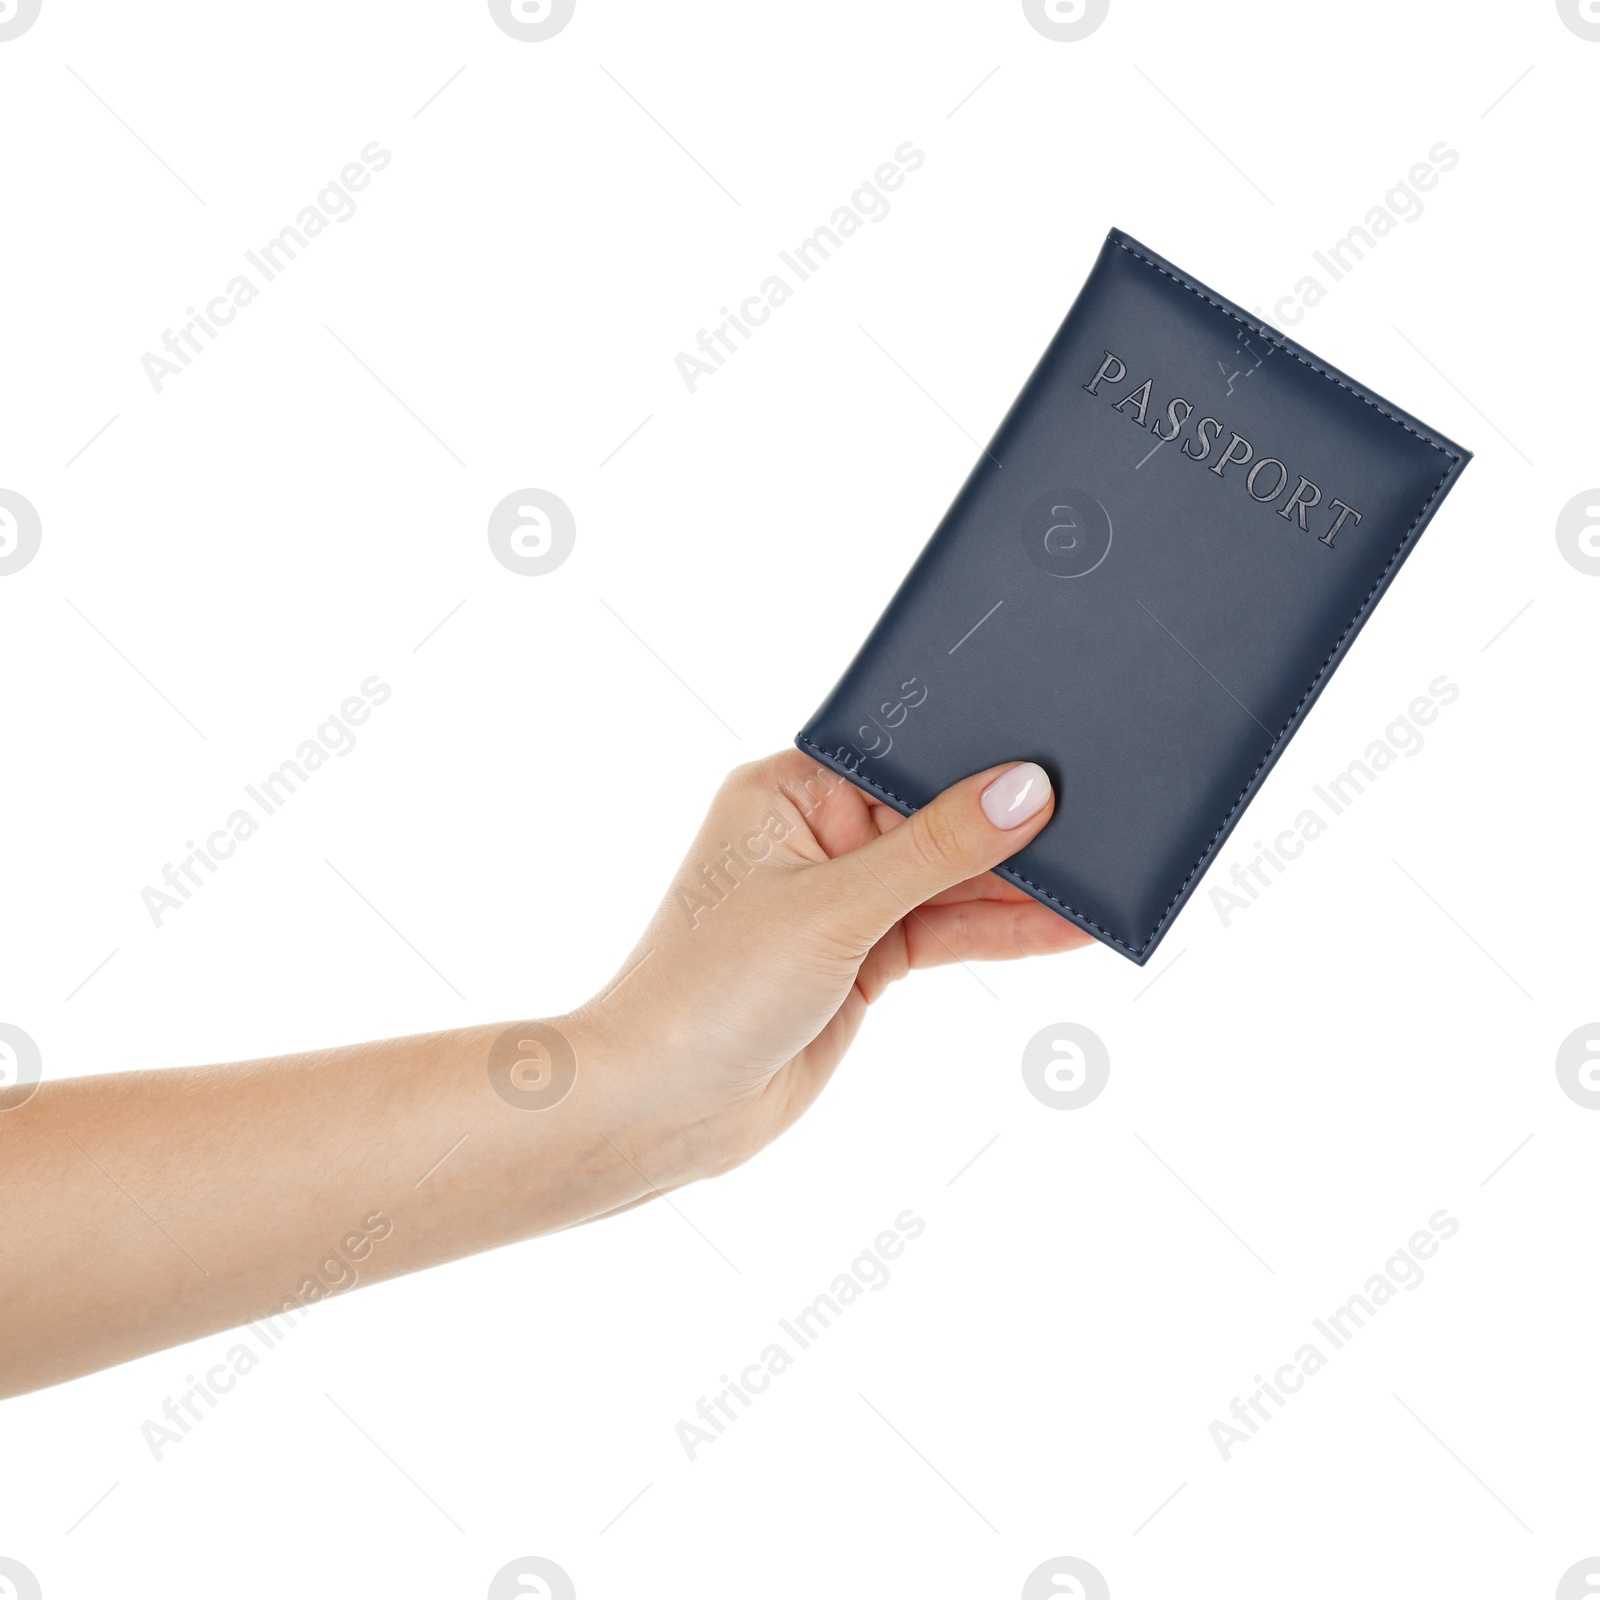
796;227;1472;963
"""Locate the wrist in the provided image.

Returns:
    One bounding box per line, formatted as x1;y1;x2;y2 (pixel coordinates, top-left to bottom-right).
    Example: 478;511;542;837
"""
556;1005;708;1194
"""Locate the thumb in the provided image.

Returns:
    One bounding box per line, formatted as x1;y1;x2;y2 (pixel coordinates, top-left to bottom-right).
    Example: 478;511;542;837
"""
820;761;1055;944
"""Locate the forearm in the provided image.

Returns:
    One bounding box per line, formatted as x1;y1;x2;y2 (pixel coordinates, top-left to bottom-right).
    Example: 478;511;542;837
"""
0;1013;687;1398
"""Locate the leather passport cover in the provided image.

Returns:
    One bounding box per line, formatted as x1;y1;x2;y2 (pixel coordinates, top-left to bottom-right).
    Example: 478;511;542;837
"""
795;227;1472;964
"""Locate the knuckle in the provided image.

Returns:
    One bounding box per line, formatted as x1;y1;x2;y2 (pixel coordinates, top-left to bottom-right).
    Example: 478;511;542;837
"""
944;902;980;959
725;750;803;798
717;758;768;802
907;803;967;875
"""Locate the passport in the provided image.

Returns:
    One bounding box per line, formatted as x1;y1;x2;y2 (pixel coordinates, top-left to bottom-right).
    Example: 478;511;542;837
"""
796;227;1472;964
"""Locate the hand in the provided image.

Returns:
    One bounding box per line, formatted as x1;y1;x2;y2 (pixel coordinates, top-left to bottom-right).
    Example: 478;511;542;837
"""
2;750;1087;1397
570;749;1090;1185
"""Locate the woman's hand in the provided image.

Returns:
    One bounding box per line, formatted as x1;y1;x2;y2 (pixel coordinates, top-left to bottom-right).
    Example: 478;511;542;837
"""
570;749;1090;1187
1;750;1086;1398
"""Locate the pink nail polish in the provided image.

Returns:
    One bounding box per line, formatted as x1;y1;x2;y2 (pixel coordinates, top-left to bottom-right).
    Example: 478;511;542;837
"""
981;762;1052;829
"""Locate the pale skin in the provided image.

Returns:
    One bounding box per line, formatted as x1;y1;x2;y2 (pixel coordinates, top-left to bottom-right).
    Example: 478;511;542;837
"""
1;750;1088;1399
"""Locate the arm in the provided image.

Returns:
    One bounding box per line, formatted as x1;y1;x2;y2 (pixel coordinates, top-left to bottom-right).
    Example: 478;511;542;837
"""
2;750;1083;1398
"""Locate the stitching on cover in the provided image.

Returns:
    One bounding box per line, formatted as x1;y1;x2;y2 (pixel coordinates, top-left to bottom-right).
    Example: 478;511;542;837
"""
800;241;1465;958
1113;239;1464;466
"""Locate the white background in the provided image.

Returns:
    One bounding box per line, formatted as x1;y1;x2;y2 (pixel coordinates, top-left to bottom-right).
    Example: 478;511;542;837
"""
1;1;1596;1596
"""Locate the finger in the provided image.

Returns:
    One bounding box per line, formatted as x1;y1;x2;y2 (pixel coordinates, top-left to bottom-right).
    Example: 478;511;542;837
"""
921;871;1037;908
817;761;1056;948
853;898;1090;1001
901;899;1093;970
768;754;881;860
871;808;1039;905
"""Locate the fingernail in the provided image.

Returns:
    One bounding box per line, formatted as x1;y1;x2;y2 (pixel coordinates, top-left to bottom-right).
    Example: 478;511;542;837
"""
981;762;1052;829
